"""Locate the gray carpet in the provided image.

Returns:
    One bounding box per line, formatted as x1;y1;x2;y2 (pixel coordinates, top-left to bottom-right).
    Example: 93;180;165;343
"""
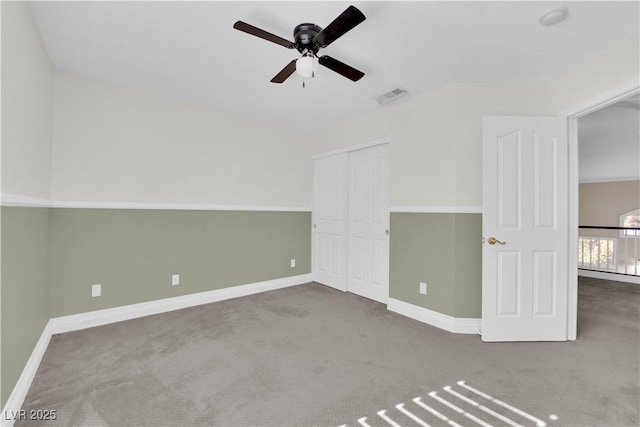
17;278;639;427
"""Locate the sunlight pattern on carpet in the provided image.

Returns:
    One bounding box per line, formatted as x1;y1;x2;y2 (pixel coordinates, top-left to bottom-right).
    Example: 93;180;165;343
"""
339;380;554;427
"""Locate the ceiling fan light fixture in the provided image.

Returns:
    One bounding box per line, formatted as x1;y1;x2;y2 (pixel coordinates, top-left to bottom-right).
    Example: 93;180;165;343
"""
296;55;315;79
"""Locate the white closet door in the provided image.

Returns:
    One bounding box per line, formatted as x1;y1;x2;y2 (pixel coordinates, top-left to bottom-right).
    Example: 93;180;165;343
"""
347;144;390;303
312;153;349;291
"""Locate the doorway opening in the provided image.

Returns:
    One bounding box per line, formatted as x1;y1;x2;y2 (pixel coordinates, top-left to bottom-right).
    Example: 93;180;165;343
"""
567;85;640;340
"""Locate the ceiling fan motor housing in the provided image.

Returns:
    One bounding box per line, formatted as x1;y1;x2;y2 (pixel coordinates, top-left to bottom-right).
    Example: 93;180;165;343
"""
294;23;322;54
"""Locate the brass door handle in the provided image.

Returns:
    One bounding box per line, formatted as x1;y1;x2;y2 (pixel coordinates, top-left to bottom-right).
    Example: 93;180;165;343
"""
487;237;506;245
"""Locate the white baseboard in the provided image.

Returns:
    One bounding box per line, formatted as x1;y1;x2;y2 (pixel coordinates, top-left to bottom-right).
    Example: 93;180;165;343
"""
49;274;312;334
1;274;311;426
1;321;54;427
387;298;481;335
578;269;640;285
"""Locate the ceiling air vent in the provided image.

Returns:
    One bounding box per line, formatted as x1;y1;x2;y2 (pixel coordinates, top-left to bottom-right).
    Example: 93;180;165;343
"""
377;88;408;106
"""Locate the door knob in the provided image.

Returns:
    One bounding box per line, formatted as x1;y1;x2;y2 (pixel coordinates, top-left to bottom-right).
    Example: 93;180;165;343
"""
487;237;506;245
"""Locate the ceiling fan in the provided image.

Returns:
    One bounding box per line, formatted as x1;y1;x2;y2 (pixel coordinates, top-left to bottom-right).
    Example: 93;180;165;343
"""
233;5;366;85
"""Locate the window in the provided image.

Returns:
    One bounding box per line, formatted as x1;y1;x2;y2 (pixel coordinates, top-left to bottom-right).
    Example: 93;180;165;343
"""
578;236;616;271
620;209;640;237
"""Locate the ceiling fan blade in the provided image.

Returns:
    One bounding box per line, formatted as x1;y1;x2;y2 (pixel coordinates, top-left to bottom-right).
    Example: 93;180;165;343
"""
270;59;298;83
318;55;364;82
233;21;294;49
314;5;366;48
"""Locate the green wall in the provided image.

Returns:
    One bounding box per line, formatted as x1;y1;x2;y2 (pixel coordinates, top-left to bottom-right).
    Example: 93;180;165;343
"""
2;207;482;406
390;212;482;318
49;209;311;317
1;207;51;406
1;207;310;406
454;214;483;318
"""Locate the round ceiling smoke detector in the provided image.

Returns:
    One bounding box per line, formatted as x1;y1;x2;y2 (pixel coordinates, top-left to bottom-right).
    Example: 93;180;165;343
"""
539;7;568;26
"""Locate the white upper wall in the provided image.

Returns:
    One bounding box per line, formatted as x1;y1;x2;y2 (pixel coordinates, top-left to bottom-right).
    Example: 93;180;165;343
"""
552;35;639;113
4;5;637;210
2;2;312;209
52;70;312;208
312;34;639;209
578;101;640;183
455;35;639;206
311;85;458;208
311;81;558;208
454;81;558;207
1;1;53;201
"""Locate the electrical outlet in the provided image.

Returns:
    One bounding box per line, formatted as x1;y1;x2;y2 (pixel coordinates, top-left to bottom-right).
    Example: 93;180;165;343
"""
290;259;296;268
172;274;180;286
91;284;101;297
419;282;427;295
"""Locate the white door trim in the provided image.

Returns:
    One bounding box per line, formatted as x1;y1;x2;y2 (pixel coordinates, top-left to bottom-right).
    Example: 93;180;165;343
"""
564;80;640;341
312;137;391;160
561;78;640;117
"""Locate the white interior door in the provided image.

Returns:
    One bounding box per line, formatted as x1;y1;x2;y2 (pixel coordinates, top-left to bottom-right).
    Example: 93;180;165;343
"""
482;116;568;342
312;153;348;291
347;144;390;303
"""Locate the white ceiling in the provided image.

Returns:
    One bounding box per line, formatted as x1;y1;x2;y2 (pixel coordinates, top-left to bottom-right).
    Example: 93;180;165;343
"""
579;94;640;183
29;1;639;133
